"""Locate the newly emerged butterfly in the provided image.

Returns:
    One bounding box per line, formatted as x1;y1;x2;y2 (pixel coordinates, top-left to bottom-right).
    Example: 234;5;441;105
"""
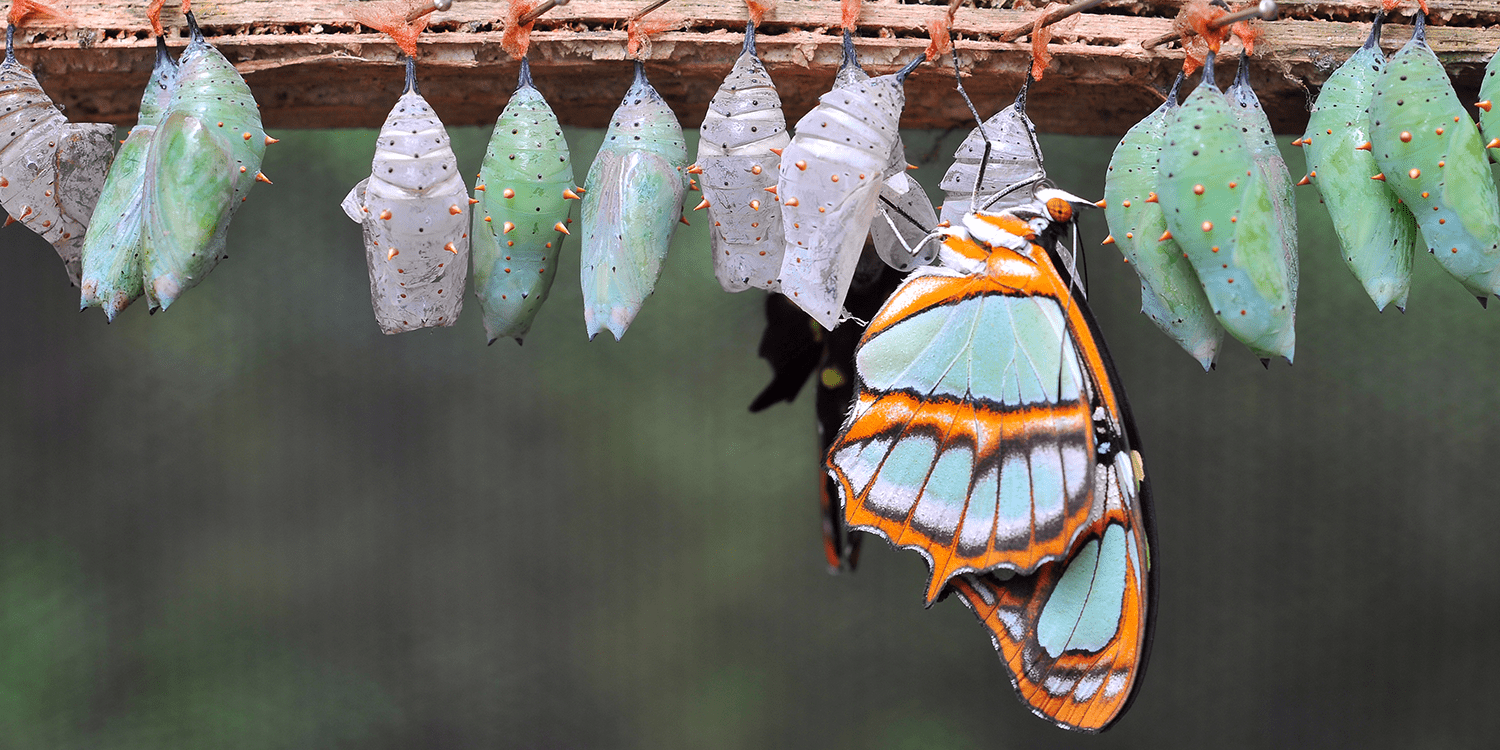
80;35;179;320
1299;14;1421;312
341;58;469;334
826;190;1154;732
939;79;1046;224
1104;73;1224;370
580;61;690;341
695;17;790;293
750;242;903;571
1160;51;1295;364
140;11;268;311
471;57;572;344
0;24;115;285
1226;53;1298;316
776;45;923;330
1369;12;1500;304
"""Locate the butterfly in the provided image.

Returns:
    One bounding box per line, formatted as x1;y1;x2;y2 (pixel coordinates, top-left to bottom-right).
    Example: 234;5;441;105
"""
824;189;1156;732
750;240;904;571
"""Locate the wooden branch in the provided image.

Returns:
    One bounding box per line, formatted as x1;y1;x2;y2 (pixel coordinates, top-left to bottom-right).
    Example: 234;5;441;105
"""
13;1;1500;135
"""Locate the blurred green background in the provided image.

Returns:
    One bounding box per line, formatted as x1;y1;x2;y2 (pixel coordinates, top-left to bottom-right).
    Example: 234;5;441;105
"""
2;88;1500;749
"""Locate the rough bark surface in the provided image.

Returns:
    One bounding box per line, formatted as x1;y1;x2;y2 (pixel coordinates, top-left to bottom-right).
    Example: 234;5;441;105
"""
16;1;1500;135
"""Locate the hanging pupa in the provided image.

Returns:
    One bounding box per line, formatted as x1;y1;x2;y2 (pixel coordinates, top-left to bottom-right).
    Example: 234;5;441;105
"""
1479;39;1500;161
776;48;924;330
140;10;269;311
341;58;469;334
1104;73;1224;370
938;78;1046;224
471;57;572;344
1369;12;1500;305
1225;52;1298;319
0;16;116;285
1159;51;1296;363
695;3;790;293
80;35;178;320
1299;14;1421;312
579;59;690;340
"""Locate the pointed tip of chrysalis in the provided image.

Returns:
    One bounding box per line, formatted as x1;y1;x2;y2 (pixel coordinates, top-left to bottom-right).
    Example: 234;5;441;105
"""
1478;295;1490;309
487;337;497;346
517;55;534;90
1259;358;1271;369
1365;11;1385;51
742;19;757;58
1200;51;1219;92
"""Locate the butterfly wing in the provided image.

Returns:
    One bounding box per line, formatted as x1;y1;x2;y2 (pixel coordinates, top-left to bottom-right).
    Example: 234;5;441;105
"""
828;218;1136;604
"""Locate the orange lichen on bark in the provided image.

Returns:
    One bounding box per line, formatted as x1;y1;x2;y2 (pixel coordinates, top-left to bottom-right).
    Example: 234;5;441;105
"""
1231;6;1262;58
924;15;951;61
626;15;683;59
7;0;72;28
1030;5;1055;80
1176;0;1231;76
841;0;861;33
745;0;776;27
502;0;538;59
350;0;430;58
147;0;167;36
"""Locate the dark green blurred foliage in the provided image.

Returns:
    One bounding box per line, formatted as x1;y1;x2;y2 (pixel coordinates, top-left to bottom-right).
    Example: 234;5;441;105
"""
0;109;1498;750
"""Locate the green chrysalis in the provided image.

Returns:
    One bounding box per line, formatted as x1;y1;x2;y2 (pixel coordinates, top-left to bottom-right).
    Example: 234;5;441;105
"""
1369;13;1500;304
1226;53;1298;315
1104;73;1224;370
472;57;572;344
141;12;268;311
80;36;178;321
580;61;690;341
1300;15;1421;312
1479;41;1500;162
1160;52;1296;364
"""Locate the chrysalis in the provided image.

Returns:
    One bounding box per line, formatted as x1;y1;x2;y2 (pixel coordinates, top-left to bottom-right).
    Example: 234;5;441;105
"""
1300;15;1421;312
1479;41;1500;161
825;33;939;274
1160;51;1296;363
341;58;469;334
1104;74;1224;370
1369;12;1500;304
938;79;1045;224
1225;53;1298;317
0;24;115;285
580;61;690;341
776;48;923;330
80;36;178;320
471;58;571;344
695;19;790;293
140;11;268;311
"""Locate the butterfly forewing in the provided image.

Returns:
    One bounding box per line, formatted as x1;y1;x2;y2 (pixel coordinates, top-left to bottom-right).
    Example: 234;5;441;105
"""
828;215;1138;604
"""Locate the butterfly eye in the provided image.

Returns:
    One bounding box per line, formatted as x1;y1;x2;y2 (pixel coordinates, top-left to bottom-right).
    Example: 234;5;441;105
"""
1045;196;1073;223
